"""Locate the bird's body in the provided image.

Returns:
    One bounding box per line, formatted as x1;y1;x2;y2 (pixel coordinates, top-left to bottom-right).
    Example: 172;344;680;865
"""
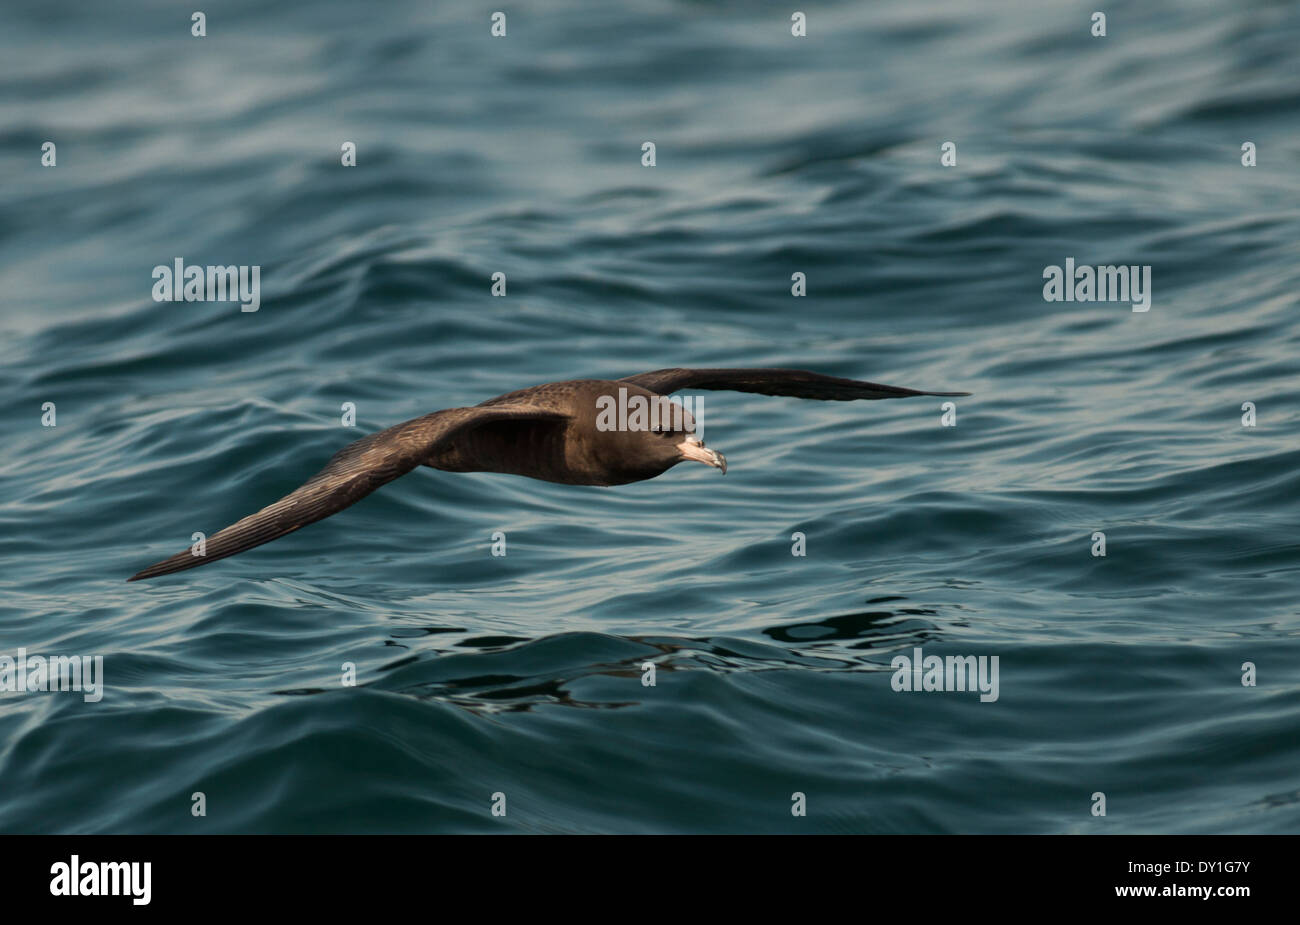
432;379;676;486
128;367;969;581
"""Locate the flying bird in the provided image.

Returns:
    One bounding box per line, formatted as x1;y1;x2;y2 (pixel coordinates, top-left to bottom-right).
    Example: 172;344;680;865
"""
128;367;969;580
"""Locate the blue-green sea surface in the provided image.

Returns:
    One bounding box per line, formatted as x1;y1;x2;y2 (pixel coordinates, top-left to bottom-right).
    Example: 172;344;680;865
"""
1;0;1298;832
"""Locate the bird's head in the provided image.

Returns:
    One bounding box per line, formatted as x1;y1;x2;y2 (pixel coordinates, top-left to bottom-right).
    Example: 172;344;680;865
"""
623;425;726;479
643;401;725;475
585;385;727;482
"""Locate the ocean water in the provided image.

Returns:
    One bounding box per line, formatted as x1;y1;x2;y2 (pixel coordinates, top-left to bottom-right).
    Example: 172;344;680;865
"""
2;0;1298;834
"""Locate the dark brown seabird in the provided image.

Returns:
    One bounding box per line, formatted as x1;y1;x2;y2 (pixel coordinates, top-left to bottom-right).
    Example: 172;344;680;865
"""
128;367;970;580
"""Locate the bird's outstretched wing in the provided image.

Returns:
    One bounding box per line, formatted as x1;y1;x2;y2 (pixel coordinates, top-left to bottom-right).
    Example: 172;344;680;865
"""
620;368;971;400
128;405;567;581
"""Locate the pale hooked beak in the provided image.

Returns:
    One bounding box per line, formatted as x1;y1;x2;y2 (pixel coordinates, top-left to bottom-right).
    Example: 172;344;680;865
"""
677;436;726;474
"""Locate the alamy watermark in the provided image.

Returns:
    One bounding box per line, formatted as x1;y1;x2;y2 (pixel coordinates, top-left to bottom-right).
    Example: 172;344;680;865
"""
50;856;150;905
152;258;261;312
1043;258;1151;312
0;648;103;702
595;388;704;438
890;647;999;702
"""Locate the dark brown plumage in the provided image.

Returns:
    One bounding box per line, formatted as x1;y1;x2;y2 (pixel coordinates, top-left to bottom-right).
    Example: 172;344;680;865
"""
128;367;969;580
